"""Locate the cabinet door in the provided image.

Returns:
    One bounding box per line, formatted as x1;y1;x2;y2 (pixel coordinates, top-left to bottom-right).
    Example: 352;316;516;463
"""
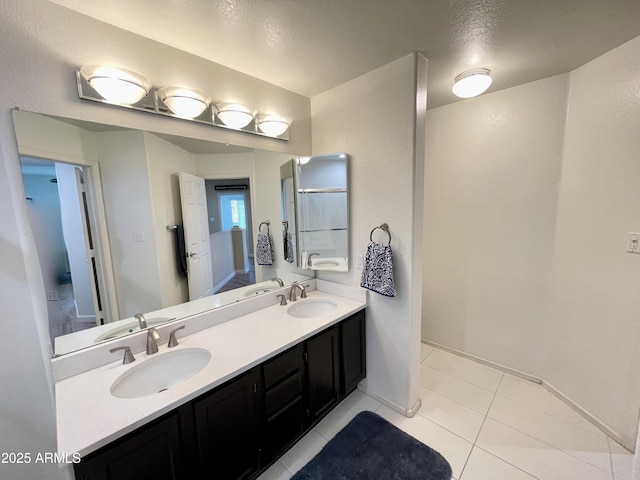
262;344;305;462
305;326;339;426
193;369;261;480
340;310;366;397
74;412;188;480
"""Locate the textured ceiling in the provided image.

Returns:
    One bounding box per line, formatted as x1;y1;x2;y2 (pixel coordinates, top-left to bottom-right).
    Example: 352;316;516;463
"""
48;0;640;108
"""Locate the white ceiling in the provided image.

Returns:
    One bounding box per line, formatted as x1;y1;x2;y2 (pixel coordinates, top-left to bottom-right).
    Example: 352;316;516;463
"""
49;0;640;108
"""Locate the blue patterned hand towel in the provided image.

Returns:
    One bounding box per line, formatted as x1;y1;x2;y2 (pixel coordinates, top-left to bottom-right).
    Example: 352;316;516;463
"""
284;232;294;263
256;233;274;265
360;241;396;297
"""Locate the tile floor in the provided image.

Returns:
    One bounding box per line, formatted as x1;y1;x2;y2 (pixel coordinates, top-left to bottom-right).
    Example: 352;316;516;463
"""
257;343;634;480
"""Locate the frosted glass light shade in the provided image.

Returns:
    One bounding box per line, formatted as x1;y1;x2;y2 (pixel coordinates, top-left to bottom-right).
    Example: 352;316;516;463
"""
216;103;254;129
256;114;290;137
452;68;492;98
80;65;151;105
157;87;210;119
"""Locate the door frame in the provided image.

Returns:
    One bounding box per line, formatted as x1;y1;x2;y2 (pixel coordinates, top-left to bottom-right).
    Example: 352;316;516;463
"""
201;173;258;282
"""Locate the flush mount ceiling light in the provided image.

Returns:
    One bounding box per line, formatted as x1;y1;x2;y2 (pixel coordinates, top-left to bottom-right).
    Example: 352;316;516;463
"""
215;103;254;129
79;65;151;105
452;68;492;98
256;114;291;137
157;87;211;119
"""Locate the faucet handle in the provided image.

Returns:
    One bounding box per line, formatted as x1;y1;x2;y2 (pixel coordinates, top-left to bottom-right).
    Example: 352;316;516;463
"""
168;325;185;348
277;294;288;306
110;346;135;364
300;284;307;298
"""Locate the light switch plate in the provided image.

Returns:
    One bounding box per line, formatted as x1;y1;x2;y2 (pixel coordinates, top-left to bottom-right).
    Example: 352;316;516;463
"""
627;232;640;254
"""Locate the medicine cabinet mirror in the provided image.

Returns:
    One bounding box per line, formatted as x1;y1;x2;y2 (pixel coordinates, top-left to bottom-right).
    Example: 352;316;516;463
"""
281;153;349;272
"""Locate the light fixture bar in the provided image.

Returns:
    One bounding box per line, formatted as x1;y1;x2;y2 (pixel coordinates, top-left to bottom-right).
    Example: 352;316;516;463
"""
76;66;290;140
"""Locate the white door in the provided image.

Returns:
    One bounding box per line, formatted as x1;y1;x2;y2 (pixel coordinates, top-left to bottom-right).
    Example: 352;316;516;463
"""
179;172;214;299
56;163;101;324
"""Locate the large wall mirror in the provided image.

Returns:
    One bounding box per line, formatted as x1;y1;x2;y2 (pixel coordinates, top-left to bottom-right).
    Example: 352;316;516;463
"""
281;153;349;271
13;110;311;356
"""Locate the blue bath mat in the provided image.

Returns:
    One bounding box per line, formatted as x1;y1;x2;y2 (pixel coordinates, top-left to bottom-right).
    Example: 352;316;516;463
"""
291;411;452;480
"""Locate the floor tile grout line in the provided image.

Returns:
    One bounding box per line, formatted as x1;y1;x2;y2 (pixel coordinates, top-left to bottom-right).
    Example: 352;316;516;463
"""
486;414;614;476
472;445;543;480
417;383;491;420
606;437;615;480
493;384;611;437
418;375;496;416
421;362;503;394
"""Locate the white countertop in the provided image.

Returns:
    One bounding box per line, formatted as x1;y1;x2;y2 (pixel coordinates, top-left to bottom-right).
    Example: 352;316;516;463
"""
56;287;366;458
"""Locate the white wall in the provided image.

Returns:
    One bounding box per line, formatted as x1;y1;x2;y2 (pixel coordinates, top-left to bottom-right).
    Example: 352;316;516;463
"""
423;74;568;373
96;130;161;317
0;2;311;479
545;35;640;447
311;53;427;414
423;36;640;448
144;132;194;308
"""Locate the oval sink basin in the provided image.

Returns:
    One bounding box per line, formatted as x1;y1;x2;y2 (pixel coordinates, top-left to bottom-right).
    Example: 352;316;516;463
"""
313;260;340;267
243;286;278;297
95;317;174;342
287;299;338;318
110;348;211;399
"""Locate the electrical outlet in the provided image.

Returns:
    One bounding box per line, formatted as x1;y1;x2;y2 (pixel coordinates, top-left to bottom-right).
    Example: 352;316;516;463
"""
47;291;58;301
627;232;640;254
356;254;364;269
133;231;145;242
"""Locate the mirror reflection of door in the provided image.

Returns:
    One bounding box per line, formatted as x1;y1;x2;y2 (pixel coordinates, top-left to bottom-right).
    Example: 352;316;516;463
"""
205;178;255;293
178;172;214;300
20;157;104;342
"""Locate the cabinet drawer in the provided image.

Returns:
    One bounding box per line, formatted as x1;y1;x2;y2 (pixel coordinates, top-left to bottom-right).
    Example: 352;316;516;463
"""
265;372;302;417
263;344;304;389
264;396;304;460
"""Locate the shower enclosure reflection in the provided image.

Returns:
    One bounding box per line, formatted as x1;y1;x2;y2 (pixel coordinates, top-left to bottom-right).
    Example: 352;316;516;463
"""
281;153;350;271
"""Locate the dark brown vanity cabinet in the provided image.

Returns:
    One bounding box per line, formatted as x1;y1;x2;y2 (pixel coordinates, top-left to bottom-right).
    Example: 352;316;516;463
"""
304;326;340;426
261;344;305;463
74;406;195;480
193;368;262;480
75;309;366;480
339;309;366;397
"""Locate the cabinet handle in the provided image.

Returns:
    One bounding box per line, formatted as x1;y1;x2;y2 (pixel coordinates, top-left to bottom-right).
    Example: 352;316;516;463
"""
304;352;308;362
253;382;257;393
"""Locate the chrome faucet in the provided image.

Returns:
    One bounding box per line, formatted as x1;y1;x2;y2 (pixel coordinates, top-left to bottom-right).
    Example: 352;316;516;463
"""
146;327;160;355
307;253;320;267
289;283;307;302
134;313;147;329
270;277;284;287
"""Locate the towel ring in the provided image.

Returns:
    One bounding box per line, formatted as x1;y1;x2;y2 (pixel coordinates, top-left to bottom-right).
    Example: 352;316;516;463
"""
370;223;391;245
259;220;270;234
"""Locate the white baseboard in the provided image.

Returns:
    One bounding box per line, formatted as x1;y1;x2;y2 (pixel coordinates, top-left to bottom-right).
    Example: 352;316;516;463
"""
422;339;542;383
421;339;632;451
357;383;422;418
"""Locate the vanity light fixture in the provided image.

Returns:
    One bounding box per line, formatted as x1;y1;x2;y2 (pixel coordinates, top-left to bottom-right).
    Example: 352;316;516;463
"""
215;103;254;129
256;114;291;137
157;87;211;119
452;68;492;98
79;65;151;105
76;65;291;140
